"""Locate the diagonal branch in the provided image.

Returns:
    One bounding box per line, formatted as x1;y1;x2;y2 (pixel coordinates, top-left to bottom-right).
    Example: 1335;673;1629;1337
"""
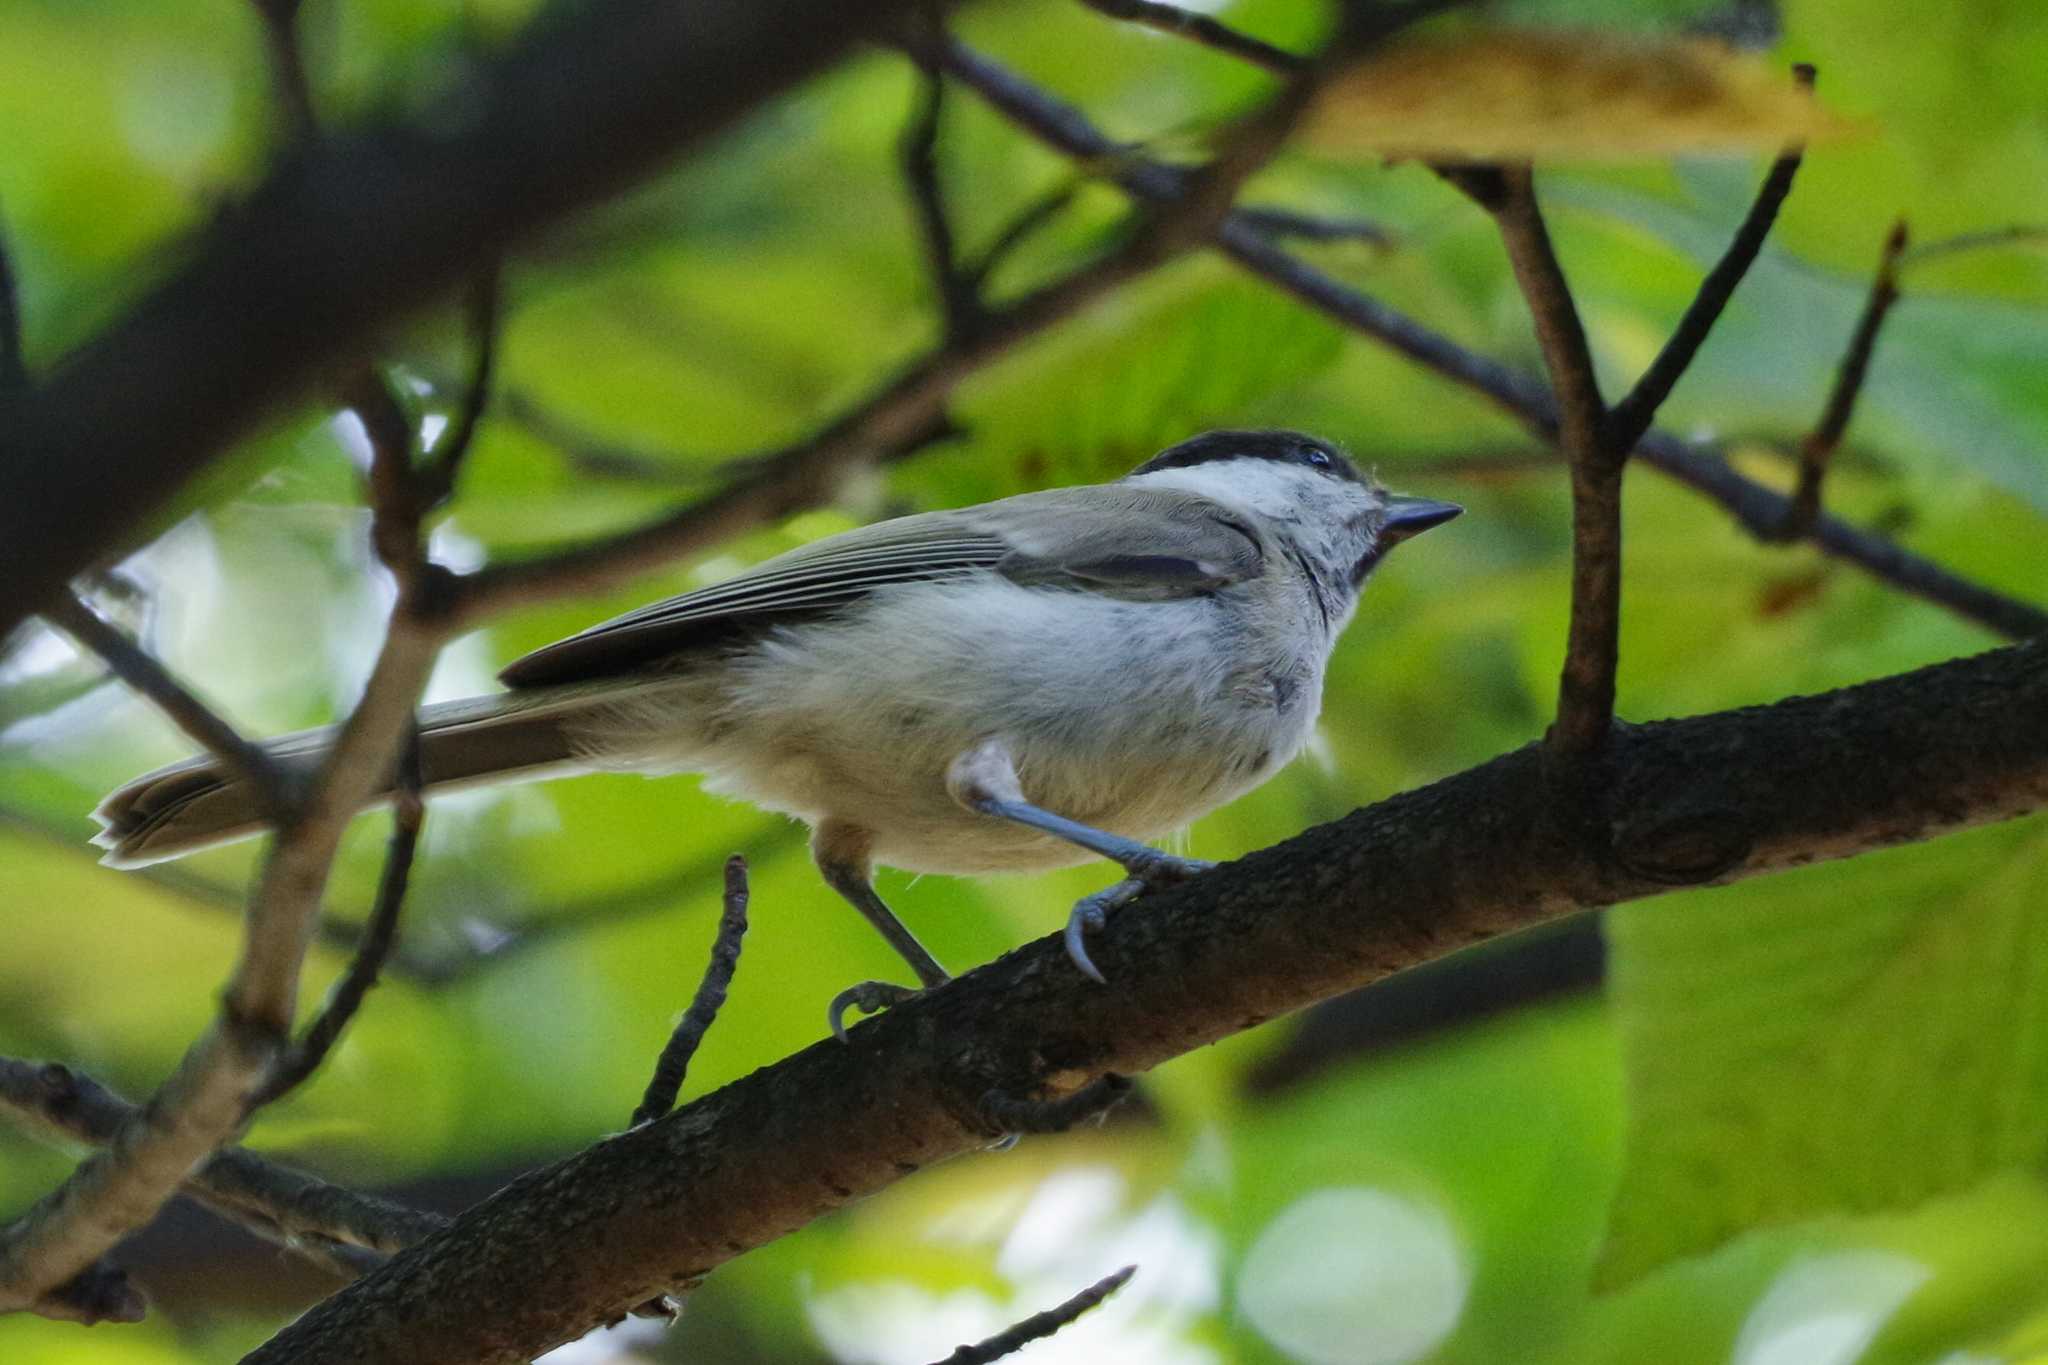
40;592;292;818
938;42;2047;641
901;31;981;343
1602;64;1813;453
631;856;751;1128
1076;0;1305;75
245;634;2048;1365
0;1057;446;1269
931;1265;1136;1364
1773;218;1909;541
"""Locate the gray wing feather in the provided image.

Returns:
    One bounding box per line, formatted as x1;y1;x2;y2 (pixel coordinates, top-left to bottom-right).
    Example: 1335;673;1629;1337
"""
499;485;1262;687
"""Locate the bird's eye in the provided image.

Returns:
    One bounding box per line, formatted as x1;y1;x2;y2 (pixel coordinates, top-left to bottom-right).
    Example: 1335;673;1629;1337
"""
1301;447;1332;469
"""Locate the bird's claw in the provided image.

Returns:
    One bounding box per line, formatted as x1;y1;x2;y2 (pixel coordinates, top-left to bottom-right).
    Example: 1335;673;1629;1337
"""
1063;854;1217;983
828;979;920;1043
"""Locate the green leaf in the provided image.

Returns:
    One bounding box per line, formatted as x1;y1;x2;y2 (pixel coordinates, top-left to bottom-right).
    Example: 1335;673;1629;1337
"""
1597;818;2048;1287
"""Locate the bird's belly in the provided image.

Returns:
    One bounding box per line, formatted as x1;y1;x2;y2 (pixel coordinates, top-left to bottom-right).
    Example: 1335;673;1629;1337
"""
582;578;1321;874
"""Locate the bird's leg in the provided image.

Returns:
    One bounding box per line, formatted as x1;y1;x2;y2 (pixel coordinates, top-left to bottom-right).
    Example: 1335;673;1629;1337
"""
814;820;950;1042
946;739;1212;984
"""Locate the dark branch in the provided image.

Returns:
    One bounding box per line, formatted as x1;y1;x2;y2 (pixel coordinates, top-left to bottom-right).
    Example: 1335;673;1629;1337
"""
631;856;751;1128
960;182;1081;293
1774;218;1908;541
0;0;934;639
248;635;2048;1365
0;208;23;389
250;0;315;143
1076;0;1305;74
930;1266;1137;1365
0;1057;446;1266
1234;204;1393;247
253;733;424;1108
419;267;504;509
39;592;291;818
1461;165;1618;756
1603;64;1814;453
939;42;2048;640
901;33;981;342
32;1259;146;1326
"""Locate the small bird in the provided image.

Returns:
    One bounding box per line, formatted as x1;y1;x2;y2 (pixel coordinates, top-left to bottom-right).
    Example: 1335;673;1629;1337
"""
93;429;1459;1036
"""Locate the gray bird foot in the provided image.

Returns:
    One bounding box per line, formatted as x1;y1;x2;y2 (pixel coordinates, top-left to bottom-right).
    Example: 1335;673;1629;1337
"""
828;980;922;1043
1064;852;1215;984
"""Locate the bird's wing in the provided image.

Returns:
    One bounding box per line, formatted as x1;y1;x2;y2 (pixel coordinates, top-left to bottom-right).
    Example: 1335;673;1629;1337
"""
499;485;1264;687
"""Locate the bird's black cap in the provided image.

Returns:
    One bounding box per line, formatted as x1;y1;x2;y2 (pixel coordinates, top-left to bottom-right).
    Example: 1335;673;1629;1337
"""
1131;429;1367;484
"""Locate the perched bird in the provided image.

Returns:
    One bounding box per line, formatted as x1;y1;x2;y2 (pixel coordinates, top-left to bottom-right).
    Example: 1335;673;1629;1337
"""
93;429;1460;1035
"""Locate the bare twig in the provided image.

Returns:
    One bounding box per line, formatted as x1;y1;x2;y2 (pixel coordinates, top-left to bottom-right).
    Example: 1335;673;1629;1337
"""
960;182;1081;293
1774;219;1909;541
1603;64;1813;453
0;207;23;389
1901;223;2048;268
902;31;981;342
941;42;2048;640
1235;204;1393;247
39;592;291;818
499;390;721;485
253;732;424;1109
250;0;315;143
930;1266;1137;1365
0;1057;446;1268
1077;0;1305;75
419;268;503;508
631;856;751;1128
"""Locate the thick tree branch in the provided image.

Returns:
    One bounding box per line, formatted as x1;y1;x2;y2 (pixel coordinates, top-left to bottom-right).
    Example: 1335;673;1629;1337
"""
0;0;933;639
246;636;2048;1365
940;42;2048;640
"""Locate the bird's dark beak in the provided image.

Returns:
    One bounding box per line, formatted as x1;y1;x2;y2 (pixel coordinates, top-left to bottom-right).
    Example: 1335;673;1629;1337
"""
1380;496;1463;545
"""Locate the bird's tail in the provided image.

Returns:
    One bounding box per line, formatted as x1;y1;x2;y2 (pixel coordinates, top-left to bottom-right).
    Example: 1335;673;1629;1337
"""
92;686;620;868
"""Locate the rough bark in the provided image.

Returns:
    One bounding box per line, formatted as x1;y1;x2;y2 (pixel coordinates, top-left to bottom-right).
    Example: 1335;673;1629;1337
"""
246;635;2048;1364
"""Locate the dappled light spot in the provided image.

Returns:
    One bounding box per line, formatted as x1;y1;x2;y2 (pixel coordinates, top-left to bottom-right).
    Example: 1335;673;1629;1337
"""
1237;1186;1467;1365
1732;1250;1930;1365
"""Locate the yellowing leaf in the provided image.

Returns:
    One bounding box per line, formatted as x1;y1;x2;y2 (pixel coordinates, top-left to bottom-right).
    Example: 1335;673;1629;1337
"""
1308;29;1856;162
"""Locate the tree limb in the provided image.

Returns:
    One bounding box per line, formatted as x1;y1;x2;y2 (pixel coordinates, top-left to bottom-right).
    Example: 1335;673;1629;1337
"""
931;1265;1136;1364
0;0;934;639
246;635;2048;1365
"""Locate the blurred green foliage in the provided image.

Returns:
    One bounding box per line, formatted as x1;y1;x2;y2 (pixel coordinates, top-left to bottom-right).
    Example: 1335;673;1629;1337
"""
1;0;2045;1361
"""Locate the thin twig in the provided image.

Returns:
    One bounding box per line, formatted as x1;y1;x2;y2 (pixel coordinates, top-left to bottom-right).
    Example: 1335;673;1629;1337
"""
1603;64;1814;454
941;42;2047;644
0;1057;446;1265
1077;0;1305;74
420;267;503;508
1900;223;2048;268
1235;204;1393;247
1774;218;1909;541
901;26;981;342
960;182;1081;292
929;1266;1137;1365
499;389;721;485
39;592;291;818
0;206;24;389
250;0;315;143
631;856;751;1127
252;730;424;1108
